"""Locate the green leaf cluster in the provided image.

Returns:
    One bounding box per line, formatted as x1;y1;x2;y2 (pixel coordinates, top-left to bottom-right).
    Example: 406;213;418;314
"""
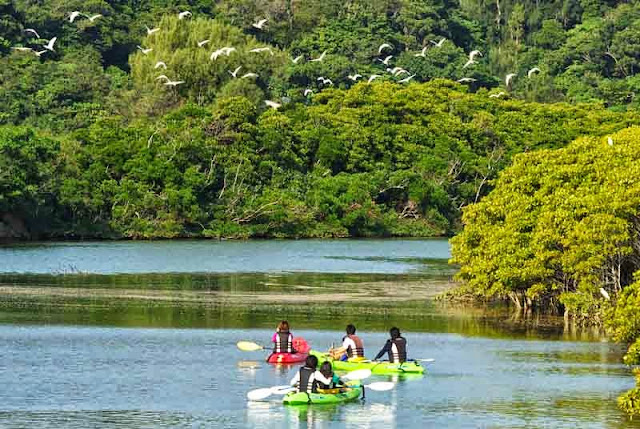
451;127;640;314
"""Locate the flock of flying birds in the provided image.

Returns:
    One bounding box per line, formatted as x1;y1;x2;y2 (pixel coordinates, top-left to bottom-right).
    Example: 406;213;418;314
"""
10;10;544;109
11;11;101;57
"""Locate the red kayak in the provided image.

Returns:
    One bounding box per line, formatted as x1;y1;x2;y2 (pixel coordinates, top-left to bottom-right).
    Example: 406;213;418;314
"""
266;337;310;364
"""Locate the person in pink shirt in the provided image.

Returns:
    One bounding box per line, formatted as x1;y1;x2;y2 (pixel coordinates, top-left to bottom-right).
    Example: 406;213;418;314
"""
272;320;297;353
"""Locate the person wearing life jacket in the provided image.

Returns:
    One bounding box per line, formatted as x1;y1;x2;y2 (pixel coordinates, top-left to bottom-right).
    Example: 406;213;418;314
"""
341;324;365;360
289;355;333;393
317;361;345;390
271;320;297;354
373;327;407;363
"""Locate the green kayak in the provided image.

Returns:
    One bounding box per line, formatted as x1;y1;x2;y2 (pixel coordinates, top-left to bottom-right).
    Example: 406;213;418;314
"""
283;384;362;405
310;350;425;374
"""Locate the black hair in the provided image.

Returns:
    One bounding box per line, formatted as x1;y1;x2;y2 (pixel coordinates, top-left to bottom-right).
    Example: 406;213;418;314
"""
390;327;401;339
320;361;333;378
305;354;319;369
346;324;356;335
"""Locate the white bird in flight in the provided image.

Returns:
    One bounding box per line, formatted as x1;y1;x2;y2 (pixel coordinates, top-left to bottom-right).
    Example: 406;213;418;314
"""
155;75;170;81
241;73;258;79
24;29;40;38
599;287;610;300
368;75;381;83
292;55;303;64
430;38;446;47
304;89;313;96
229;66;242;78
85;14;102;22
317;77;333;85
34;50;47;57
469;50;482;61
43;37;57;51
457;77;476;83
249;47;274;55
164;80;185;87
348;74;362;81
220;47;236;56
463;59;476;69
12;46;33;52
197;40;210;47
398;74;415;83
378;43;393;54
69;11;82;23
310;51;327;62
178;11;192;19
489;91;506;98
414;46;428;57
527;67;541;78
154;61;167;69
137;45;152;55
146;26;160;35
210;49;224;60
252;19;268;30
378;55;392;65
265;100;281;109
505;73;516;87
607;137;614;146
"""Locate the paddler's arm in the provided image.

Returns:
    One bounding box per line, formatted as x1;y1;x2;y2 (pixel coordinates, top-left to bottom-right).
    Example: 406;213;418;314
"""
313;371;332;386
373;340;391;361
289;372;300;386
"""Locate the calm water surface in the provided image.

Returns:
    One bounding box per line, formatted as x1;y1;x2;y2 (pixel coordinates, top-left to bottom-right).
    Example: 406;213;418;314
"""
0;240;637;427
0;239;450;274
0;327;634;428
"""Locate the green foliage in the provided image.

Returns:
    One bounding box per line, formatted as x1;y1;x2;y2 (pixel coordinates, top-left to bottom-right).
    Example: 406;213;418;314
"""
130;16;287;106
0;126;59;232
451;127;640;312
1;81;636;239
3;2;640;242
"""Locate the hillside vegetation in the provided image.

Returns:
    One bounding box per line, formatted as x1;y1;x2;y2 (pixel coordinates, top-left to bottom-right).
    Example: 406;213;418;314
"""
2;0;640;238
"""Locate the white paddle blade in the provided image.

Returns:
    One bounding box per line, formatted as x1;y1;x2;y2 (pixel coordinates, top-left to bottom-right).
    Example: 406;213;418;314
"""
342;368;372;381
365;382;395;391
247;387;274;401
417;358;435;363
237;341;264;352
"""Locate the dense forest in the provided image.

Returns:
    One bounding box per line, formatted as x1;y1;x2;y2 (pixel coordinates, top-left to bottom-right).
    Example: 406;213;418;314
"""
450;126;640;416
2;0;640;239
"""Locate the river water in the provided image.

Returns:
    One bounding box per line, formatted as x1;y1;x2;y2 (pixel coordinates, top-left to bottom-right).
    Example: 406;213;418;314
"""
0;239;637;428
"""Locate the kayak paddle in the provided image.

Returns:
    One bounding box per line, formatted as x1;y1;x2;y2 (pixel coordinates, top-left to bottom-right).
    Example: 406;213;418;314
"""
359;381;395;391
237;341;265;351
246;368;373;401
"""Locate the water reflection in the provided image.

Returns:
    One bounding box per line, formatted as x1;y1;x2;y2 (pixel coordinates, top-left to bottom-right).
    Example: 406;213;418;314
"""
343;402;395;427
0;271;611;342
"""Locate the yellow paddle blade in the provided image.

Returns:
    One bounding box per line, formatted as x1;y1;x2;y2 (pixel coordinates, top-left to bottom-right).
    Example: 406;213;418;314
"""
237;341;264;352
